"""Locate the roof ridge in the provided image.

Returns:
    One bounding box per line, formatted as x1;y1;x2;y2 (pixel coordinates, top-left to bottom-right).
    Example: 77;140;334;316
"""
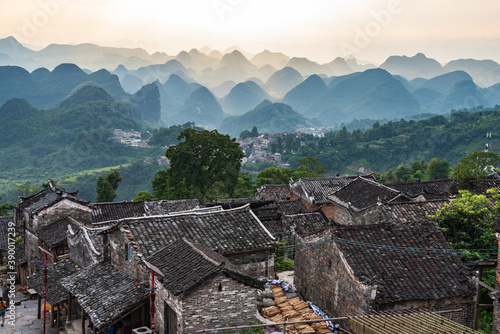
182;238;222;267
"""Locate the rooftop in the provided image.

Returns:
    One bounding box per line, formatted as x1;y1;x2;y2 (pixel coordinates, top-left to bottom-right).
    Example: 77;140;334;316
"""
144;199;202;215
146;238;264;298
18;184;88;215
381;200;448;224
388;179;456;199
61;261;148;330
290;175;375;204
255;184;291;202
118;205;278;256
37;218;76;249
328;177;402;211
285;212;329;237
91;201;146;223
276;199;309;215
333;221;475;305
26;258;81;305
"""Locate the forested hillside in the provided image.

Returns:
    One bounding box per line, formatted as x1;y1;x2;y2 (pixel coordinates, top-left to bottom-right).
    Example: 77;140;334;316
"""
279;110;500;174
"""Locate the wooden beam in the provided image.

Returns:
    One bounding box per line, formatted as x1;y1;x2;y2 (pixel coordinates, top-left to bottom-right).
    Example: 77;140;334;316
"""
56;305;60;333
67;292;72;321
37;296;41;319
478;280;496;292
81;308;85;334
51;304;55;328
479;304;494;309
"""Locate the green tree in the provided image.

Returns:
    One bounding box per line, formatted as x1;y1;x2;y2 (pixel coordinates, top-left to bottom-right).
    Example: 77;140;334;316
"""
0;197;13;216
426;158;450;180
250;126;259;138
133;190;154;202
296;156;327;178
453;151;500;187
394;165;411;183
16;184;41;197
256;167;295;186
155;128;244;201
428;189;499;260
96;170;122;202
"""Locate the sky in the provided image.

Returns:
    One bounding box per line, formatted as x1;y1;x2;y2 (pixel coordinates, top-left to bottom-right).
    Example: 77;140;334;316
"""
1;0;500;64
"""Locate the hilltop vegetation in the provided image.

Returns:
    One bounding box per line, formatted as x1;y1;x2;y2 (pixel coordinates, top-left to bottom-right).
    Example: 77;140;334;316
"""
277;110;500;174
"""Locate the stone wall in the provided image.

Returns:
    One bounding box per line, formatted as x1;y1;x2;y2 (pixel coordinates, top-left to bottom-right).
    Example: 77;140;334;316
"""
294;230;375;317
108;229;149;283
155;273;258;334
225;250;275;279
334;204;382;225
30;199;91;233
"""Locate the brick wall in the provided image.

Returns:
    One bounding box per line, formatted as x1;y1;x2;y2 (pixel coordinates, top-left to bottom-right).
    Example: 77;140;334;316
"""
295;230;375;317
108;230;149;283
155;273;259;334
30;200;91;233
334;205;350;225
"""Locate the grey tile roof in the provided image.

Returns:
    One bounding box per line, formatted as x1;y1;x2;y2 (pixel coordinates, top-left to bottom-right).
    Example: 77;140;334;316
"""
388;180;456;199
37;218;76;249
381;200;448;223
290;175;375;204
19;187;89;215
333;221;475;305
255;184;291;201
144;199;202;215
0;216;13;252
146;238;264;298
15;242;26;266
61;261;148;330
121;205;278;256
328;177;403;211
26;258;81;305
284;212;329;237
91;201;147;223
276;200;308;215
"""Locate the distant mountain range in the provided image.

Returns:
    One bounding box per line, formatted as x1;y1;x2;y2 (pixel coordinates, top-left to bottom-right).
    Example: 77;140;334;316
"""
2;36;500;134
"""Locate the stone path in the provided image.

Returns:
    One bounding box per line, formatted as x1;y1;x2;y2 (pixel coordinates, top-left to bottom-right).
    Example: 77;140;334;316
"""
1;286;57;334
276;270;294;285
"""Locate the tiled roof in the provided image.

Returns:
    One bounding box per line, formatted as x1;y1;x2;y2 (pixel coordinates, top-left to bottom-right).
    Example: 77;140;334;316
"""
251;205;287;238
37;218;76;249
290;175;375;204
91;201;146;223
61;261;148;330
276;200;309;215
144;199;202;215
121;205;278;256
388;180;456;198
333;221;475;305
0;216;13;252
19;186;89;215
26;258;81;305
285;212;329;237
381;200;448;223
15;242;26;266
207;198;274;211
470;179;500;195
328;177;402;211
146;238;264;298
255;184;291;202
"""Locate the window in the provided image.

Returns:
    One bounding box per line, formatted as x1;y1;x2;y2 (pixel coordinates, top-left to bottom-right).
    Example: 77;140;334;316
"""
125;243;131;261
218;283;223;292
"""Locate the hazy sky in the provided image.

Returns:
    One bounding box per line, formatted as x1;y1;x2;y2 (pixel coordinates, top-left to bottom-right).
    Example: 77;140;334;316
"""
2;0;500;63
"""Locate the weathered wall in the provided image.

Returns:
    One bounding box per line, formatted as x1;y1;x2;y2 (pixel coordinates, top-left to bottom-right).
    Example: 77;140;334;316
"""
30;199;91;233
108;228;149;284
67;227;102;268
295;230;375;317
225;250;275;279
334;204;382;225
155;278;184;334
156;273;259;334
